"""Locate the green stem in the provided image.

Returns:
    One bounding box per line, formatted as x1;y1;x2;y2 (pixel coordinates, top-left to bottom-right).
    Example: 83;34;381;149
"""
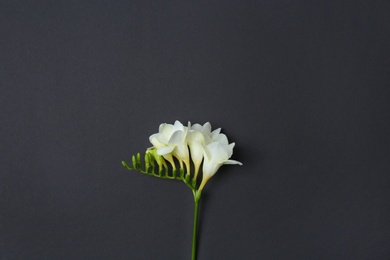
192;191;201;260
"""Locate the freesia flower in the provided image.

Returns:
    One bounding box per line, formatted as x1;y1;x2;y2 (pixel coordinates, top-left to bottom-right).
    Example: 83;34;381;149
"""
199;141;242;190
187;122;210;180
149;122;177;169
149;122;175;153
149;120;191;171
149;121;242;187
187;122;241;186
169;121;191;171
123;120;242;260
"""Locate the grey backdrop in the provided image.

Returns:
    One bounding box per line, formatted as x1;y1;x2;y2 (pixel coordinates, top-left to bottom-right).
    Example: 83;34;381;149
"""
1;1;390;259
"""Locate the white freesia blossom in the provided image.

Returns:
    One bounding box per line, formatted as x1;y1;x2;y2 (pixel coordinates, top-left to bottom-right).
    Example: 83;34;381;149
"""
187;122;210;179
125;120;242;259
149;122;177;169
199;141;242;190
149;120;191;171
149;120;242;189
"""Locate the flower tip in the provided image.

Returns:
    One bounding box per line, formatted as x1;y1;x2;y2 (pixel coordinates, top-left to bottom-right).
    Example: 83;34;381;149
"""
225;159;242;165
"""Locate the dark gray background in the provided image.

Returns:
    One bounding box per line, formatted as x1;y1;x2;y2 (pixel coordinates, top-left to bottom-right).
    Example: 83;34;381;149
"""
1;1;389;259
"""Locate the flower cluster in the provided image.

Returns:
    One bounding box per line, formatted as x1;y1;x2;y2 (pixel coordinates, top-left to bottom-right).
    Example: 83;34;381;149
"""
122;120;242;260
148;120;242;190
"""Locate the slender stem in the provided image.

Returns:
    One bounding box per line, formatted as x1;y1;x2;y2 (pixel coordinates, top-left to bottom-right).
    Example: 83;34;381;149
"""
192;191;201;260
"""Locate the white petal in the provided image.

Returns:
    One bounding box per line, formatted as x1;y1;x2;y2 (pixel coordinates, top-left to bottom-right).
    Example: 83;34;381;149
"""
156;146;175;155
149;133;157;143
168;130;186;145
150;134;163;148
202;144;211;161
189;141;204;165
188;130;205;144
157;134;168;144
210;128;221;139
203;122;211;134
191;123;203;132
213;133;229;145
202;158;221;179
173;120;184;131
226;143;235;157
174;144;189;160
157;124;174;143
205;142;229;162
158;123;166;133
224;159;242;165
